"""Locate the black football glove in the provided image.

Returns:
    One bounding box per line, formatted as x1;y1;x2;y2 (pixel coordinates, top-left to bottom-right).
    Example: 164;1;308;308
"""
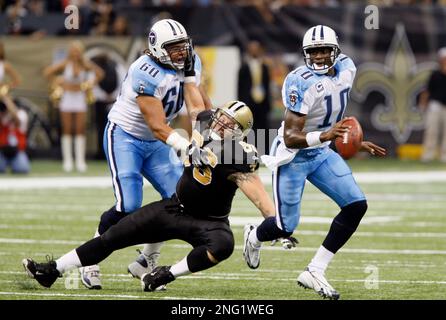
271;236;299;250
184;41;196;77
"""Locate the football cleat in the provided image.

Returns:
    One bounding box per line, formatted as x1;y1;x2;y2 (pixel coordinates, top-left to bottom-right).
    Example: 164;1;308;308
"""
297;268;340;300
22;256;61;288
128;250;159;279
80;265;102;290
141;266;175;292
271;236;299;249
128;250;166;291
243;224;261;269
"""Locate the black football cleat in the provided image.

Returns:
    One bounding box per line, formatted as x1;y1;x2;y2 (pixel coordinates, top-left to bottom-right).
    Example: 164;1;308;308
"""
141;266;175;292
22;257;61;288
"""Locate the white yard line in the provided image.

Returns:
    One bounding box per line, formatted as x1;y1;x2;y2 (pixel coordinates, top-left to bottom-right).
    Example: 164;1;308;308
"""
0;291;221;300
0;238;445;255
2;171;446;190
3;223;444;238
0;215;402;227
0;291;145;299
229;216;401;226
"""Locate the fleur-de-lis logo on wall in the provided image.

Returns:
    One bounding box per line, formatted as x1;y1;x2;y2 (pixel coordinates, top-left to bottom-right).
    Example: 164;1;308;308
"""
354;24;436;143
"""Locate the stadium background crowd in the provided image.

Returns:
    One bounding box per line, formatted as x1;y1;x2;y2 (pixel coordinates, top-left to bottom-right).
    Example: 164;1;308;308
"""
1;0;446;171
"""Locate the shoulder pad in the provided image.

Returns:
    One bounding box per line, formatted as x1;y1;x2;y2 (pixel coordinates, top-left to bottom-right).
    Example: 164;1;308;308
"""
131;56;166;96
336;54;356;72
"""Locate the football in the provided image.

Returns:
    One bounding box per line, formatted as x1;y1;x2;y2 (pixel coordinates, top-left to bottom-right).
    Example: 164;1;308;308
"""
334;117;363;160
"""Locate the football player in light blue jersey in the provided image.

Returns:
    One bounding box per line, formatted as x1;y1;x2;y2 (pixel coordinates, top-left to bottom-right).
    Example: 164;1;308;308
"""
243;25;386;299
80;19;210;289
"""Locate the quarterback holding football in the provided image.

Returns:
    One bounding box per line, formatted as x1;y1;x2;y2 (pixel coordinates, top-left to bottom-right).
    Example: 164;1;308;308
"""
244;25;386;300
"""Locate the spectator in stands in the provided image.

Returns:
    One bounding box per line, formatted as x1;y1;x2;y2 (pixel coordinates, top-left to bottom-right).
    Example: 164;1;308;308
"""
27;0;46;16
5;0;28;35
109;15;130;36
0;91;30;174
420;47;446;163
90;53;125;159
43;41;104;172
89;0;116;36
237;40;272;131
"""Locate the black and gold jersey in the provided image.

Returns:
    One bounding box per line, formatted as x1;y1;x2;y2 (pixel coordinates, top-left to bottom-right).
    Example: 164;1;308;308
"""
176;112;259;220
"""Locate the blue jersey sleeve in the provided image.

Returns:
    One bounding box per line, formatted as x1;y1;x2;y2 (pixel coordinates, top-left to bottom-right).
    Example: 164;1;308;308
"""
282;67;318;113
131;59;165;97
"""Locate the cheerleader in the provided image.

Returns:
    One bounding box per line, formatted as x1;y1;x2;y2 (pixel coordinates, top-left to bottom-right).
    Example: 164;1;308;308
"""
44;41;104;172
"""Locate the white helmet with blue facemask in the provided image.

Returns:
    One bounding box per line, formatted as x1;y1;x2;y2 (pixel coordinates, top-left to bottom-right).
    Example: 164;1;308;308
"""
302;25;341;75
148;19;191;70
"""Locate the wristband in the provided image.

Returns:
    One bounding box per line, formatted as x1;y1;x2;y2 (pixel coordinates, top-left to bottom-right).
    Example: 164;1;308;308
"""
305;131;322;147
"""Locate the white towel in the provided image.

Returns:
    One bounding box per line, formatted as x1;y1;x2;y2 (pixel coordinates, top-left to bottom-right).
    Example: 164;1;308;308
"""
260;138;299;171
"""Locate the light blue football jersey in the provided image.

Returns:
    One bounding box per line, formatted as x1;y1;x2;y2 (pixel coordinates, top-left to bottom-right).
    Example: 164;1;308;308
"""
279;54;356;149
108;54;202;141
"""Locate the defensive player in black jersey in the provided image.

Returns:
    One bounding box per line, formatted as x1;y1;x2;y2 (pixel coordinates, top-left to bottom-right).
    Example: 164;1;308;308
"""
22;101;277;292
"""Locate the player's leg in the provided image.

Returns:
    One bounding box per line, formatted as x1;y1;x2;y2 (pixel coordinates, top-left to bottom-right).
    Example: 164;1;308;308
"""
23;199;172;289
80;122;145;289
128;141;183;279
103;122;146;215
141;141;183;199
299;149;367;299
142;217;234;291
243;154;305;269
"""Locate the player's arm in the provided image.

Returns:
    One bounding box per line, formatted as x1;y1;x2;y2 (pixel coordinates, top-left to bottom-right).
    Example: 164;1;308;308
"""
228;172;275;219
183;50;206;123
136;95;190;154
3;62;21;88
283;109;349;149
184;82;205;122
199;83;213;110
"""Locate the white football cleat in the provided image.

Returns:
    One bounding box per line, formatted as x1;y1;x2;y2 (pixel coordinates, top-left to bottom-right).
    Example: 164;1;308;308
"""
243;224;261;269
80;265;102;290
297;268;340;300
128;251;166;291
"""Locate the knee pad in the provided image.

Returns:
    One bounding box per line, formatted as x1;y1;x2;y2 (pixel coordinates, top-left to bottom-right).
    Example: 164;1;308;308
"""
257;217;293;242
208;232;234;262
98;206;127;235
337;200;368;231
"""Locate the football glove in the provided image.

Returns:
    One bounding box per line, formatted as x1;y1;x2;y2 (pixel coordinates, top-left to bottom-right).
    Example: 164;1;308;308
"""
187;143;212;167
271;236;299;250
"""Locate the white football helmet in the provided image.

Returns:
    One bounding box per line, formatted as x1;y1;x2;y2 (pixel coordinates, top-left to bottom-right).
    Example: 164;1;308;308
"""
302;25;341;75
148;19;190;70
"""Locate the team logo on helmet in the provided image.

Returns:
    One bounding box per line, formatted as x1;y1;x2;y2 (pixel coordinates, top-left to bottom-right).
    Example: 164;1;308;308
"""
149;31;157;46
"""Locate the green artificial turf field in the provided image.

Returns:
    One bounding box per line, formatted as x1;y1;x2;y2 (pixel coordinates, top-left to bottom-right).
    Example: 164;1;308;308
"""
1;159;445;300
